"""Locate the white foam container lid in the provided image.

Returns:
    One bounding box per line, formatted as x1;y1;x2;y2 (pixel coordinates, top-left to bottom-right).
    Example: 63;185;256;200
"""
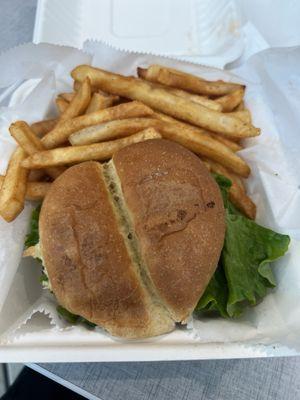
33;0;245;68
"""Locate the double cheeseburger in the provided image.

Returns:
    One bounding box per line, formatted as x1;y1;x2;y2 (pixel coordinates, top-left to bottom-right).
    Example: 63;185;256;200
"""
31;139;225;339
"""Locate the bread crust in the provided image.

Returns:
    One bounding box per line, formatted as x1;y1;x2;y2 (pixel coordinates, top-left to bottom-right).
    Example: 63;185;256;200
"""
39;161;174;338
113;139;225;321
39;139;225;337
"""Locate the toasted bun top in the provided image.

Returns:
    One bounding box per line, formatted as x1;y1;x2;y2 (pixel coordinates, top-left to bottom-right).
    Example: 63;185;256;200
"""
39;161;174;339
39;139;225;338
113;139;225;321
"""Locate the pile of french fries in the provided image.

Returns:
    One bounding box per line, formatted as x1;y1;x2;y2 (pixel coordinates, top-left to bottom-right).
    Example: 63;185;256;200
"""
0;64;260;223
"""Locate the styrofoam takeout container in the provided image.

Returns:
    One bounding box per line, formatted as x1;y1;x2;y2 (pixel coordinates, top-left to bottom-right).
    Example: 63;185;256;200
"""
33;0;244;68
0;40;300;362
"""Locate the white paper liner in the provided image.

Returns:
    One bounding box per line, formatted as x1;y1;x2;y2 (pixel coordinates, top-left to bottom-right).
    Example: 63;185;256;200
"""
0;41;299;354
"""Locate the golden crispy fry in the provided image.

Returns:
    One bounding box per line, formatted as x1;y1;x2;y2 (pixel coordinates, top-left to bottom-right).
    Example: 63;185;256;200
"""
60;92;75;102
70;118;158;145
22;128;161;168
153;112;250;177
235;100;245;111
74;80;121;102
225;180;256;220
137;65;244;96
10;121;65;180
30;118;58;138
72;65;259;139
42;101;154;149
216;88;245;112
204;158;256;219
73;80;81;92
23;246;37;257
73;79;97;93
98;90;120;104
70;112;243;154
0;175;50;200
85;92;106;113
23;181;50;200
85;92;118;113
227;110;251;124
209;132;242;152
10;121;43;154
138;78;222;111
233;174;245;191
0;147;29;222
58;77;91;123
56;97;69;114
23;246;36;258
168;88;222;111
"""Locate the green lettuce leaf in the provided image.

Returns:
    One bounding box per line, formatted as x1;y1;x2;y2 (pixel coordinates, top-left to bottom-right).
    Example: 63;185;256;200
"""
194;265;228;318
57;306;96;328
195;174;290;318
39;272;49;284
57;305;79;324
24;204;41;248
223;212;290;317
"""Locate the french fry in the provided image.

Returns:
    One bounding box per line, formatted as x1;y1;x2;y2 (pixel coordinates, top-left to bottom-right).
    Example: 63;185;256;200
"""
73;80;80;92
98;90;120;104
227;110;251;124
168;88;222;111
209;132;242;152
69;114;243;153
42;101;154;149
22;180;50;200
60;92;75;102
204;158;256;219
70;118;158;146
216;88;245;112
85;92;105;113
152;112;250;177
138;78;222;111
73;79;97;93
23;246;36;258
30;119;58;138
85;92;118;113
10;121;65;180
0;175;50;200
58;77;91;123
74;80;121;102
224;178;256;220
56;97;69;114
235;100;245;111
22;128;162;168
233;174;245;191
0;147;29;222
137;65;244;96
72;65;259;139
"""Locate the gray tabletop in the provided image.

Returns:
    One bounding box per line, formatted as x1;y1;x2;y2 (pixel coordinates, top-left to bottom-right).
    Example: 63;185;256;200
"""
33;359;300;400
1;1;300;399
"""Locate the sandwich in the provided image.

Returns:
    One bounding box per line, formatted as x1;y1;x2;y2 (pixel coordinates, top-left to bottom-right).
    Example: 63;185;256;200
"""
24;139;290;339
